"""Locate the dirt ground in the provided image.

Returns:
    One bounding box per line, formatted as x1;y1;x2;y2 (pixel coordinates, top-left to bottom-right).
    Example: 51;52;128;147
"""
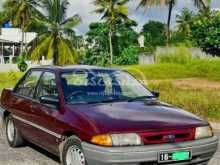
173;78;220;90
148;78;220;90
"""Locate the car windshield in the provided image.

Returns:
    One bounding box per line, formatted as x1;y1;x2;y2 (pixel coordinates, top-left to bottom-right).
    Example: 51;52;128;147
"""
61;69;153;104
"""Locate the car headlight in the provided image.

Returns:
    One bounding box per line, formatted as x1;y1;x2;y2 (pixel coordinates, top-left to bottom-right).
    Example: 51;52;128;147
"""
91;133;142;147
195;126;213;140
111;133;142;146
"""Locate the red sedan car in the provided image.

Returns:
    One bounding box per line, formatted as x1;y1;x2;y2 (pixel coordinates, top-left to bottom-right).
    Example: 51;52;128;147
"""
0;65;218;165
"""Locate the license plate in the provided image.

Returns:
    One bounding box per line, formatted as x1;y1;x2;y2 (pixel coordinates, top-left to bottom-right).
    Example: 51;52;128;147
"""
158;150;191;163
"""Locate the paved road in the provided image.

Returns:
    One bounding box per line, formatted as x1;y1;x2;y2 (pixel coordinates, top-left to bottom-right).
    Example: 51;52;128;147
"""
0;112;219;165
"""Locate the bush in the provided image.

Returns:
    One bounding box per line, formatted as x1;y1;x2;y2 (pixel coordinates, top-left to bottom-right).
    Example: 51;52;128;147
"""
0;71;23;92
192;11;220;56
17;54;28;72
156;46;193;64
142;21;166;49
114;46;139;65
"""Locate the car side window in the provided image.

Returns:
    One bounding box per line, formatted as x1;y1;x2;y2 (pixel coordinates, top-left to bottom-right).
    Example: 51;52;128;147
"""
15;70;42;98
35;72;58;100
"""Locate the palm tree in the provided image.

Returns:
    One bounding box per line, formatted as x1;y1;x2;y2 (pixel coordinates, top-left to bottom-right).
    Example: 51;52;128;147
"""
138;0;211;46
176;8;194;37
0;0;41;53
94;0;129;65
28;0;81;65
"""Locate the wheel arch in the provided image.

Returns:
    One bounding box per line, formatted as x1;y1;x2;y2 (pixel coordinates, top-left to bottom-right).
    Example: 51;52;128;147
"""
61;130;80;140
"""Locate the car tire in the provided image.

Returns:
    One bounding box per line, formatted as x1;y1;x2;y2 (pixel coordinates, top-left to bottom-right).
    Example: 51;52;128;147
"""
61;135;87;165
5;116;24;147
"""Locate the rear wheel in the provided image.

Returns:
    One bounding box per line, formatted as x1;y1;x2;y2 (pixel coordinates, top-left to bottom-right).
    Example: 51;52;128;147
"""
61;135;87;165
5;116;24;147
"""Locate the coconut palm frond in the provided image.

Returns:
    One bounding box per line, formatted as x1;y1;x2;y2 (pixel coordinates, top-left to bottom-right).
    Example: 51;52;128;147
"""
27;0;81;65
61;14;81;30
193;0;211;9
29;34;53;60
57;38;77;65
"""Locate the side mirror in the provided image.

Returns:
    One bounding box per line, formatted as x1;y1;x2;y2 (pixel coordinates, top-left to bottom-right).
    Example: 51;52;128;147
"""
40;95;59;106
151;91;160;98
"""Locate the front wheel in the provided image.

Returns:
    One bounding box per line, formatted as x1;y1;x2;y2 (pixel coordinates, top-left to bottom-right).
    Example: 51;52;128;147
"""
5;116;24;147
61;135;87;165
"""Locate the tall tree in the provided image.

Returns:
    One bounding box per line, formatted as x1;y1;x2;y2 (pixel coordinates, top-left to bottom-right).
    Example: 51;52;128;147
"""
93;0;129;65
0;0;41;53
191;9;220;56
85;20;138;66
28;0;81;65
138;0;211;46
142;20;166;49
176;8;194;37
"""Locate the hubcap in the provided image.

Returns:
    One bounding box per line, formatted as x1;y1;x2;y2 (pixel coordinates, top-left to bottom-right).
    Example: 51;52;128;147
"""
7;119;15;142
66;145;86;165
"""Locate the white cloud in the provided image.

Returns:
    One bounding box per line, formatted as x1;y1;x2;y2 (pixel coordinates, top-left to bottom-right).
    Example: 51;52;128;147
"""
212;8;220;11
67;0;99;34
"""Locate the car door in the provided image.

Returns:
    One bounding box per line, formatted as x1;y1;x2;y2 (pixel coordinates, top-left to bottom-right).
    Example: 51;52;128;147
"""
11;70;43;142
31;71;61;153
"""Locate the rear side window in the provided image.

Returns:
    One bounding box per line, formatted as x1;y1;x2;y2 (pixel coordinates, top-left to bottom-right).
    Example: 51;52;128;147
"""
35;72;58;100
15;70;42;98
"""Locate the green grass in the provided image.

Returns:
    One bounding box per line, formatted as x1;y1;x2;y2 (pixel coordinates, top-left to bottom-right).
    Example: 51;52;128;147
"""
156;46;193;64
148;81;220;121
122;58;220;121
0;71;23;92
123;59;220;81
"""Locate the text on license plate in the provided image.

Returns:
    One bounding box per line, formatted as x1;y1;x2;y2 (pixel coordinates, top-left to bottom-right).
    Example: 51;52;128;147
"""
159;151;191;163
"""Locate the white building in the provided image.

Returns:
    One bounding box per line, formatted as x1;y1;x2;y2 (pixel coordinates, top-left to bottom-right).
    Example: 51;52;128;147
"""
0;28;37;64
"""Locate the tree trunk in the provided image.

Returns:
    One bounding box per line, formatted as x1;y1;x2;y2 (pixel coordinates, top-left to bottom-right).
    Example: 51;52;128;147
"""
53;33;59;65
200;0;208;9
108;25;113;65
21;30;24;54
166;1;174;47
20;13;26;54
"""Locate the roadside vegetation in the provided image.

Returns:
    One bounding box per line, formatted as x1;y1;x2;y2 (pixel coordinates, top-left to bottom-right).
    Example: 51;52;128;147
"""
123;53;220;121
124;59;220;81
0;72;23;92
149;81;220;121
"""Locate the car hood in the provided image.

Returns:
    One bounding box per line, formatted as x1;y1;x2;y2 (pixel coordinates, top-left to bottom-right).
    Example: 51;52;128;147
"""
68;101;207;134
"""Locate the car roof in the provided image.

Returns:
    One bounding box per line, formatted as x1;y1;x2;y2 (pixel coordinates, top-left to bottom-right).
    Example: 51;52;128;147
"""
30;65;120;72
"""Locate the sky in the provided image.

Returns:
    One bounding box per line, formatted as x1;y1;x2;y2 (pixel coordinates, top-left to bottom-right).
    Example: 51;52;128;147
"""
1;0;220;35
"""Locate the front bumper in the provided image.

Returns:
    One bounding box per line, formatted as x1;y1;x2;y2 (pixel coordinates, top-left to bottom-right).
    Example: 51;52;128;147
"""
82;135;218;165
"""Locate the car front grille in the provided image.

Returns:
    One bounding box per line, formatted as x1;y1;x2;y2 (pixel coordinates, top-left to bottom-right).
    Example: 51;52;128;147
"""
139;128;196;145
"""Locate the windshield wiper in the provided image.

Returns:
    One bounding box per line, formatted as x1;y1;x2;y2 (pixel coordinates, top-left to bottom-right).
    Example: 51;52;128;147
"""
127;95;155;102
87;98;129;104
95;98;123;104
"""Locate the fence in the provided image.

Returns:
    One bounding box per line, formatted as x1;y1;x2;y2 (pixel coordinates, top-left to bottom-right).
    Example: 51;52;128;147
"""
138;47;215;65
155;47;213;59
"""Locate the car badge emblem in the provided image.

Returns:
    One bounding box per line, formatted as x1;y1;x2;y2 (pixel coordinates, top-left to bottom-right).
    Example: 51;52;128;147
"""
164;135;176;142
